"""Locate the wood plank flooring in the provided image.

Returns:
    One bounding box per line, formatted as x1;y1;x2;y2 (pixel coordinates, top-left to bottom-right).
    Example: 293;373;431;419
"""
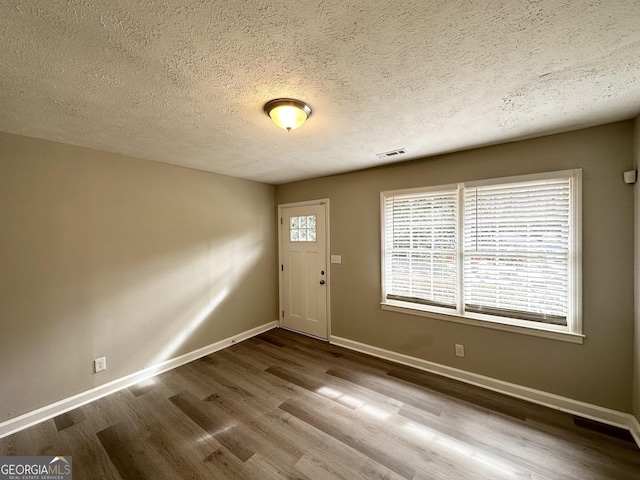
1;328;639;479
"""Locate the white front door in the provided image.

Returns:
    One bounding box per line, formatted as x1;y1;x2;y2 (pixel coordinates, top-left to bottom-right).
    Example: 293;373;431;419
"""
280;201;328;339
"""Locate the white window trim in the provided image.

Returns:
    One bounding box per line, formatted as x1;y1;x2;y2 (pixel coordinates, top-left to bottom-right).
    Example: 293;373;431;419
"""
380;169;583;344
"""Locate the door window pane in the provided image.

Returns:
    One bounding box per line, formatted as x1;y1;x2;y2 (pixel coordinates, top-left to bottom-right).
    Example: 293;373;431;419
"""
290;215;317;242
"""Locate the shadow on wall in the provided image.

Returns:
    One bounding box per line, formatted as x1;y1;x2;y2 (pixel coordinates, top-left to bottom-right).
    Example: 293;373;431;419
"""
83;229;270;377
149;231;267;366
0;143;276;420
4;210;271;380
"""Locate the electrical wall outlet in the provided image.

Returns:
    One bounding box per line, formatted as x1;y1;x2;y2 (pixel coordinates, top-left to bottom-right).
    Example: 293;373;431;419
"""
94;357;107;373
455;344;465;358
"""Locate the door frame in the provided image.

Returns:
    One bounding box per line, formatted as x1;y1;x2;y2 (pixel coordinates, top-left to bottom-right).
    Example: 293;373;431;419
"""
278;198;331;340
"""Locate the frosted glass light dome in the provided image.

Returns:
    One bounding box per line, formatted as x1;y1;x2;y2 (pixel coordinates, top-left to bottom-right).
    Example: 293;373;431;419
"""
264;98;312;132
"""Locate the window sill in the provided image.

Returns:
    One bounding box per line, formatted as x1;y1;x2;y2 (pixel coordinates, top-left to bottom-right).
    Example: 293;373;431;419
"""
380;302;584;344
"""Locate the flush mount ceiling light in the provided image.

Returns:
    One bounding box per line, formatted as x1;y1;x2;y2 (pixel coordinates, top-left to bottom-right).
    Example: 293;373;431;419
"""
264;98;312;132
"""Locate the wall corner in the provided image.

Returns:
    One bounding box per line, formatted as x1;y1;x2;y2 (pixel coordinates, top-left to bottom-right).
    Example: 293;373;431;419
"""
633;115;640;420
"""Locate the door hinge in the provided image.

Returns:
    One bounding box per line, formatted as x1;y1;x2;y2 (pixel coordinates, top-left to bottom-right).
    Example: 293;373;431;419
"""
280;217;283;225
281;310;285;318
281;264;284;272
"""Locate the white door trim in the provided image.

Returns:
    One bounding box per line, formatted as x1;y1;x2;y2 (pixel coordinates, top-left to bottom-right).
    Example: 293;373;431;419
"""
278;199;331;340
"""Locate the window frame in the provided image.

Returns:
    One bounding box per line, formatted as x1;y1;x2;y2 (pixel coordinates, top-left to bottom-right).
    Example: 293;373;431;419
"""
380;169;583;344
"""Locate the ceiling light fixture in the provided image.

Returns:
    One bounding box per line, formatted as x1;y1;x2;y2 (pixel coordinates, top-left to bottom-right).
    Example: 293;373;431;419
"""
264;98;312;132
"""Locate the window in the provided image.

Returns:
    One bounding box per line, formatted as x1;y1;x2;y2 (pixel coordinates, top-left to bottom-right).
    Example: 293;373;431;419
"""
290;215;317;242
381;170;582;341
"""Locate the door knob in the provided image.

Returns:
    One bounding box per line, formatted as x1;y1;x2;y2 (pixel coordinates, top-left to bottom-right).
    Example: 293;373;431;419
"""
319;280;325;285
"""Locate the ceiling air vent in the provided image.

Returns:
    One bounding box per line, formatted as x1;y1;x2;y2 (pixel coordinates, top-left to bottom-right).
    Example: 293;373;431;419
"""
377;148;406;160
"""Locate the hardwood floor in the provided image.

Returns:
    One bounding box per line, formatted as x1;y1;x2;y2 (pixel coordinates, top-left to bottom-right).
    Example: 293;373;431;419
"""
2;328;639;479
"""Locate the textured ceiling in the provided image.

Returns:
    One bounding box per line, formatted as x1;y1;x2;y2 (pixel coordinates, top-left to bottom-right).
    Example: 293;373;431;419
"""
1;1;640;184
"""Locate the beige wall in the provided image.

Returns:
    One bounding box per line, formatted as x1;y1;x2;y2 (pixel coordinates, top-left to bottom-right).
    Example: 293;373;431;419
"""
0;133;276;420
276;122;635;412
634;115;640;420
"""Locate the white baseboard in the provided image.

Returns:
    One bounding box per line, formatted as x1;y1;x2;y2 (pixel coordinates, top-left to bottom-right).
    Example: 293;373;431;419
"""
0;321;277;439
330;335;640;448
631;415;640;447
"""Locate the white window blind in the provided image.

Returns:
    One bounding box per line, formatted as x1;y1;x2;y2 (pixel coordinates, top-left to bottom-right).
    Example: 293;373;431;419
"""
463;179;570;325
383;189;458;309
381;170;581;334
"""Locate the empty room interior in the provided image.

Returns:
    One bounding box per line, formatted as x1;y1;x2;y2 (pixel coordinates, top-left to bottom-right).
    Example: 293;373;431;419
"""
2;1;640;479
